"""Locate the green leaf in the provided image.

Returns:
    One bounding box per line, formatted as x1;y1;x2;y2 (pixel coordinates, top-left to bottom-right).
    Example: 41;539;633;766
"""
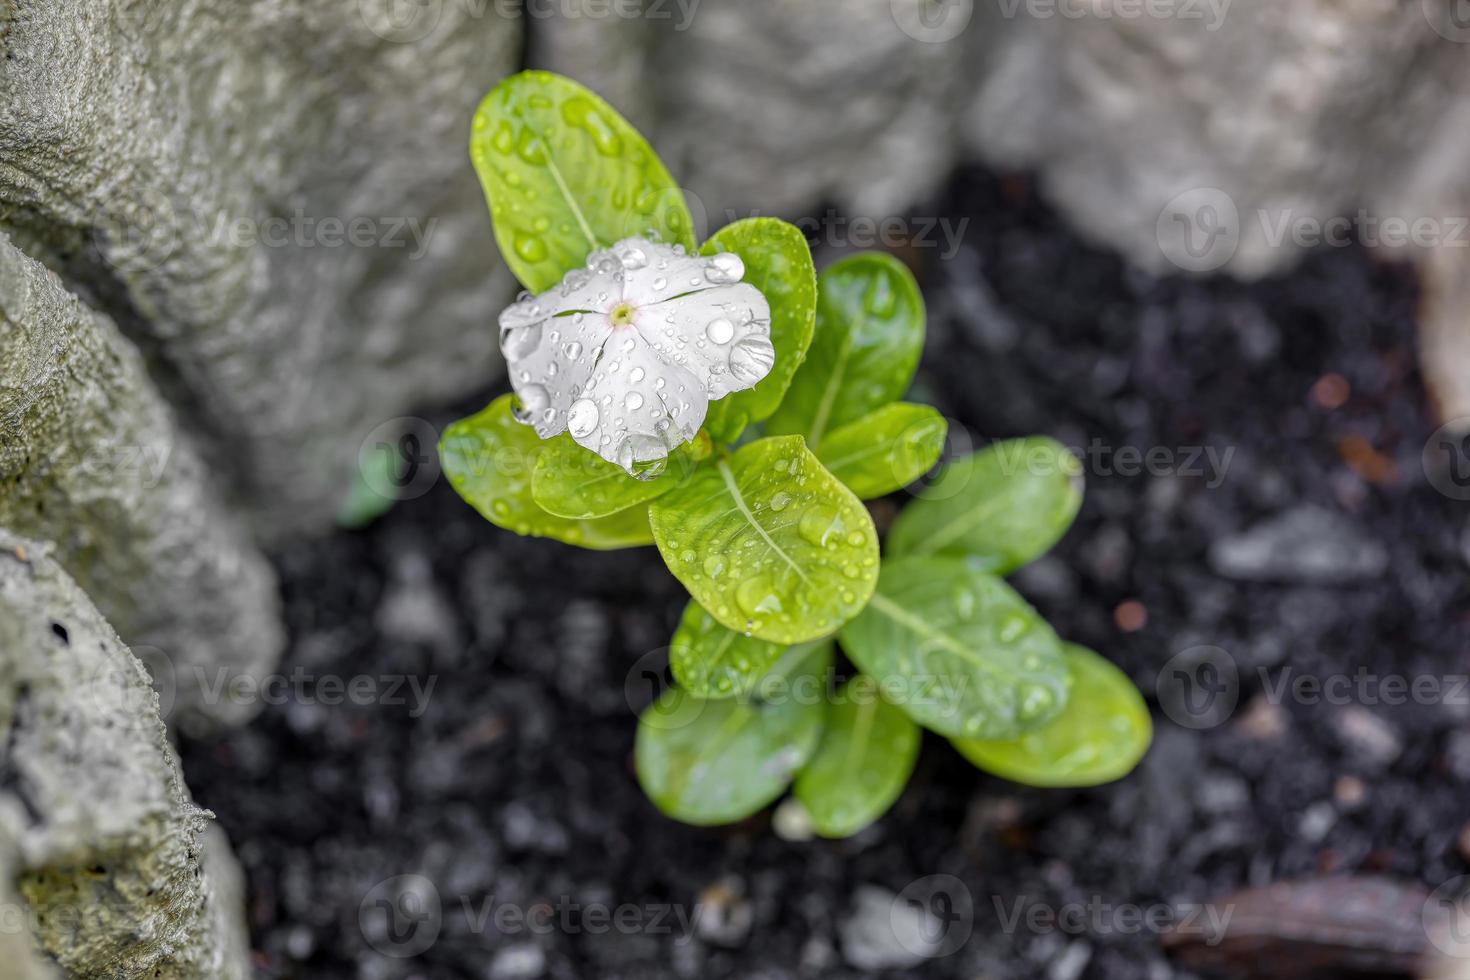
439;394;653;549
766;252;925;450
887;437;1083;572
952;644;1152;787
699;218;817;442
793;675;921;838
649;436;879;644
635;644;830;825
815;402;947;499
839;556;1069;739
470;70;694;292
670;600;788;699
532;435;694;519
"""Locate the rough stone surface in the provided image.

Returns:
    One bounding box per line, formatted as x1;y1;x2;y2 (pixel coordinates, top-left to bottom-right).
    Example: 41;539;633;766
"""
1208;505;1391;584
963;0;1470;278
0;0;522;536
0;233;282;729
0;531;250;979
537;0;968;227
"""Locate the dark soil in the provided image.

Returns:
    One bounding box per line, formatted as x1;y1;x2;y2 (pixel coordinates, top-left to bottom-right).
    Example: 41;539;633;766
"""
179;166;1470;980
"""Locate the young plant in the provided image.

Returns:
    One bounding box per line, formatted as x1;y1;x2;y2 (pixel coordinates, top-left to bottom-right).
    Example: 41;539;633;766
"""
442;70;1153;838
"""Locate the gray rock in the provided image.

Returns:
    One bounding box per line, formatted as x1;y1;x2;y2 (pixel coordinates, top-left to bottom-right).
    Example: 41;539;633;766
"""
0;531;251;979
1209;505;1390;584
0;233;282;728
489;942;547;980
538;1;968;226
0;0;521;536
1332;706;1404;769
963;1;1470;279
840;884;937;970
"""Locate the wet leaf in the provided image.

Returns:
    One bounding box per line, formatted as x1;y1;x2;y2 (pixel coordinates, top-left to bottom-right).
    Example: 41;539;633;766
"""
839;556;1069;739
439;394;653;549
670;600;787;700
699;218;817;443
815;402;947;499
649;436;879;644
532;435;694;519
951;644;1151;787
794;675;921;838
635;644;830;825
471;70;694;292
887;437;1083;572
766;252;925;449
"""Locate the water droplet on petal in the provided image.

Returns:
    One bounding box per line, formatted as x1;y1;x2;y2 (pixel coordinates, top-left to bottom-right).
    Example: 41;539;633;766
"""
705;318;735;345
500;321;543;360
567;398;600;438
629;366;646;383
705;252;745;284
728;334;776;386
564;340;584;359
512;384;550;424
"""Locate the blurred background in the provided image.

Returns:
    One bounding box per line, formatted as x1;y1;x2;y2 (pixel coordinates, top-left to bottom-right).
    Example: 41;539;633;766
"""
2;1;1470;978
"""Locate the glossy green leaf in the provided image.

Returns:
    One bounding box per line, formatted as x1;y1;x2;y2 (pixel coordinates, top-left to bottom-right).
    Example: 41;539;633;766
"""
470;70;694;292
952;644;1152;787
699;219;817;443
766;252;925;449
793;675;921;838
532;435;696;519
439;394;653;549
839;556;1069;739
670;600;787;700
649;436;879;643
887;437;1083;572
815;402;947;499
635;644;830;825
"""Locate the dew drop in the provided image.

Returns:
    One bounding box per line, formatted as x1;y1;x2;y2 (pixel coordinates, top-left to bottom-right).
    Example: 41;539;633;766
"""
705;317;735;345
703;555;726;578
798;506;845;548
769;491;792;512
705;252;744;284
625;391;645;411
564;340;584;359
629;366;646;383
736;574;784;617
567;398;600;438
499;321;543;360
512;384;550;424
728;335;776;385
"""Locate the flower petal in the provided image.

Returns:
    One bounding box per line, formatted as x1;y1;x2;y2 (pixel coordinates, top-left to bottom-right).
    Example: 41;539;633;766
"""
567;327;709;475
498;253;623;437
637;283;776;400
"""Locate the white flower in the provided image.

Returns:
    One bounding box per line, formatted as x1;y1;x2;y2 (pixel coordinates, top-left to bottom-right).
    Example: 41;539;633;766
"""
498;237;775;476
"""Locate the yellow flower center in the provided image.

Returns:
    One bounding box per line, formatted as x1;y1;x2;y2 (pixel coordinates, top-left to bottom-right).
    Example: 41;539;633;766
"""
610;302;637;328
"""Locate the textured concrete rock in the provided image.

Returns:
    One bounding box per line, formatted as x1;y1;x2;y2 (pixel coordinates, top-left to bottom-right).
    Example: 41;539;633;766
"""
0;233;282;729
963;0;1470;278
536;0;968;227
0;531;250;979
0;0;521;536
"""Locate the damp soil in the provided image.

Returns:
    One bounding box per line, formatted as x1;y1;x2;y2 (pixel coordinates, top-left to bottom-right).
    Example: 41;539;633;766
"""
179;166;1470;980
